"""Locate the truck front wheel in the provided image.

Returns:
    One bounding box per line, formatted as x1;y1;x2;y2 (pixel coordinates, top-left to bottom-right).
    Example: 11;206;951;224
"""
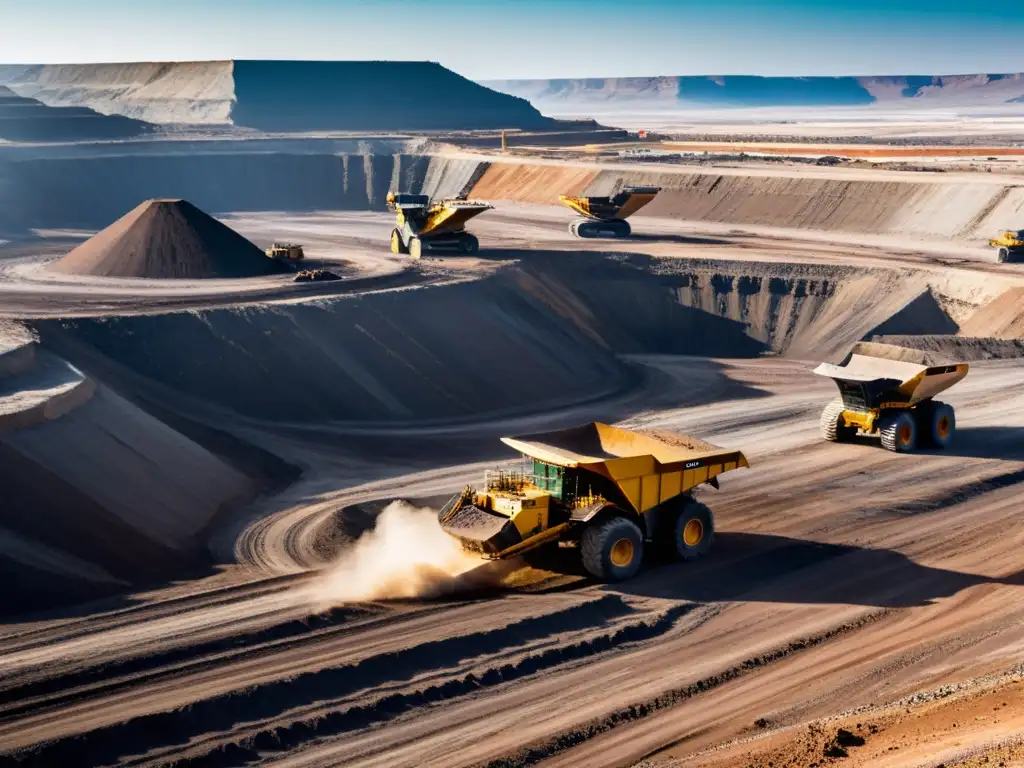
581;516;643;581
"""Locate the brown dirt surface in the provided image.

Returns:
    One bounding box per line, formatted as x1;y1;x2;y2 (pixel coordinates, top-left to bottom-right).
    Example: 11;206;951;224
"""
959;287;1024;339
683;671;1024;767
49;199;291;279
470;162;597;204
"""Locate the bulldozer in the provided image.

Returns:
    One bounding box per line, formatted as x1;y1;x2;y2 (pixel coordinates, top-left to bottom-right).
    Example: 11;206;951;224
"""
438;421;749;582
265;243;305;261
990;230;1024;263
387;191;493;258
559;186;661;238
815;342;968;453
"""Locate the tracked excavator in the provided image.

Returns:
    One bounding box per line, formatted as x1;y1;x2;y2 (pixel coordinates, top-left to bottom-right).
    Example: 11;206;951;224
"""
990;230;1024;263
559;186;661;238
815;342;968;453
387;192;493;258
438;421;748;582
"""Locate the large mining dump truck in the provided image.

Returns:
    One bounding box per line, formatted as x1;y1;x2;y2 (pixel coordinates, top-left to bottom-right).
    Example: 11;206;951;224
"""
387;191;493;258
438;422;749;581
815;342;969;453
559;186;661;238
990;229;1024;263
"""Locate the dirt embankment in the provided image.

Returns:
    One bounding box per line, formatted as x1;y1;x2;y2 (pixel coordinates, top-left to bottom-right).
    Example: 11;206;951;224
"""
0;149;430;231
464;158;1024;242
0;332;295;613
33;253;1002;427
8;150;1024;241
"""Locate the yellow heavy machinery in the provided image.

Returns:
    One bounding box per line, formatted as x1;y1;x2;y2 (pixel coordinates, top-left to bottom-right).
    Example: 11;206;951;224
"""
990;230;1024;263
438;421;749;581
559;186;661;238
386;191;493;258
815;342;968;453
265;242;305;261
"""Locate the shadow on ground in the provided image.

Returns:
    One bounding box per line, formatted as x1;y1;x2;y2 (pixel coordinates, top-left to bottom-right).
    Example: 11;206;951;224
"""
607;531;1021;609
939;426;1024;461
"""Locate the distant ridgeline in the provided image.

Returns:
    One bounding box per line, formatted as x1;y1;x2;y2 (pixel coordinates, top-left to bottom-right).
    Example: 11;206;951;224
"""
483;73;1024;108
0;60;558;131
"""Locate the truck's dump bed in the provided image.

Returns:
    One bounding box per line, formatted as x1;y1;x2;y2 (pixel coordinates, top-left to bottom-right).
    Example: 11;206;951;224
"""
502;421;747;483
558;186;661;221
813;342;968;406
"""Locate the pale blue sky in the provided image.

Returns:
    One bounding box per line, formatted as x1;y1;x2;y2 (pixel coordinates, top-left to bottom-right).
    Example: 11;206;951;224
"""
2;0;1024;79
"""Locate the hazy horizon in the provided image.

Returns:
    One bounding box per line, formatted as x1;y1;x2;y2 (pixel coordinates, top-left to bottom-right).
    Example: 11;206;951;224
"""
2;0;1024;81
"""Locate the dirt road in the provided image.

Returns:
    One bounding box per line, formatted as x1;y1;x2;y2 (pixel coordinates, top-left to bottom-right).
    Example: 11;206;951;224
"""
1;354;1021;767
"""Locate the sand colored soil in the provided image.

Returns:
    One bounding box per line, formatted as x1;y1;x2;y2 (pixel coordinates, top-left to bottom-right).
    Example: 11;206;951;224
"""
959;286;1024;339
470;163;598;204
50;199;290;279
462;156;1024;241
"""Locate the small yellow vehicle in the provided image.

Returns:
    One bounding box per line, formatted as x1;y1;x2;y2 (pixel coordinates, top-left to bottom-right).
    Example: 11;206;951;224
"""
264;243;305;261
387;192;492;258
815;342;968;453
558;186;661;238
438;421;748;581
990;230;1024;263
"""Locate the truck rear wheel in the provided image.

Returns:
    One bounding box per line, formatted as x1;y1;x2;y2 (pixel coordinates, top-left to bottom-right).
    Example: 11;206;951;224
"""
921;400;955;449
821;398;857;442
664;501;715;561
998;247;1009;263
459;234;479;254
581;516;643;582
879;410;917;452
409;237;422;259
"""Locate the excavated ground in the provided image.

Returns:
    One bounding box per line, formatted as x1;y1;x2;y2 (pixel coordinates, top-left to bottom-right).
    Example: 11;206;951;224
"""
0;154;1023;768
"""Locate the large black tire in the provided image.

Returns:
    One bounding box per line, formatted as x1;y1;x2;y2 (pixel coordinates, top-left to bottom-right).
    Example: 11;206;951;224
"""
820;398;857;442
581;516;643;582
919;400;955;449
390;228;407;255
662;500;715;561
459;233;479;254
409;237;422;260
879;410;917;452
997;248;1009;264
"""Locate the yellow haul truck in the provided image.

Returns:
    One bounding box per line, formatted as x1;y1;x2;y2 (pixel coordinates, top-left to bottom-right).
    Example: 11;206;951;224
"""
438;421;749;581
815;342;968;453
558;186;661;238
990;230;1024;263
387;192;493;258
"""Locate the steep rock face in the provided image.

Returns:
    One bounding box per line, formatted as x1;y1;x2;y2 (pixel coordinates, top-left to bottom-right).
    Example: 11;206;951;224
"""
484;73;1024;108
0;85;150;141
0;60;556;130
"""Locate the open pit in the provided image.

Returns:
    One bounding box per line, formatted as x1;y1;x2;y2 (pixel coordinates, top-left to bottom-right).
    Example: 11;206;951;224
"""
0;130;1023;768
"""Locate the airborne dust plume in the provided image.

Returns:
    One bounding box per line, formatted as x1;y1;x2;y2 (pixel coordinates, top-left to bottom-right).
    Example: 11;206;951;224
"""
310;501;514;606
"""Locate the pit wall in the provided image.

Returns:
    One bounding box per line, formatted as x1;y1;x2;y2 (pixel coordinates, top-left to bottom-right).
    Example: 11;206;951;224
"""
35;254;1003;430
465;158;1024;242
6;149;1024;240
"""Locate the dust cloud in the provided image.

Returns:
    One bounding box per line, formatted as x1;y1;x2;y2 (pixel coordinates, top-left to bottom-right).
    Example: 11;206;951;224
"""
310;501;510;607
